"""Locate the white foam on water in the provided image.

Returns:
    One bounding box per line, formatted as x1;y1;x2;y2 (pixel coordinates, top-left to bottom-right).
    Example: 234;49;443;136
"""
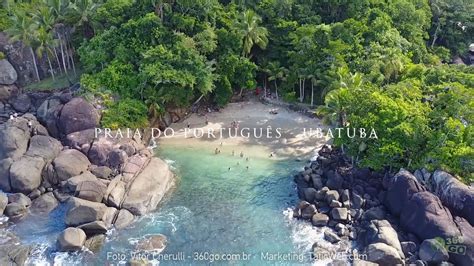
0;215;8;225
52;252;73;266
283;208;324;252
283;208;350;266
164;159;176;170
25;244;50;266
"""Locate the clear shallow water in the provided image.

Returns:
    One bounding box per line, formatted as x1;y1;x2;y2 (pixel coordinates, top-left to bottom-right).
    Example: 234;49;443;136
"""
11;145;326;265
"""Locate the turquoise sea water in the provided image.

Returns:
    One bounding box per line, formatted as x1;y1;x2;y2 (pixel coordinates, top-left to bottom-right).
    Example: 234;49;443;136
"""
11;144;324;265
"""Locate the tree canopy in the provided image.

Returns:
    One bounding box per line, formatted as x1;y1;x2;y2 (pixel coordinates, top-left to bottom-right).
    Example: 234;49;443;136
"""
2;0;473;181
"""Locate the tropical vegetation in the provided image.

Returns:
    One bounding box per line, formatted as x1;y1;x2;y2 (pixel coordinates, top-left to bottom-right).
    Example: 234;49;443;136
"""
1;0;473;181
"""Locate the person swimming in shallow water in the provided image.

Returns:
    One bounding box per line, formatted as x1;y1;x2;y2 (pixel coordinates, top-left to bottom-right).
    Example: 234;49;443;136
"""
240;151;244;158
270;152;274;158
232;150;235;156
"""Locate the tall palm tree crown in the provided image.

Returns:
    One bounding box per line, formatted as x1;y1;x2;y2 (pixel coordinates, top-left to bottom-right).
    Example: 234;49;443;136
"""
234;9;268;57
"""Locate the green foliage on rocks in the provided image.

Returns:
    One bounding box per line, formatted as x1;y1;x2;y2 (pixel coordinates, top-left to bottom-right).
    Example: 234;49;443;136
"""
101;98;149;130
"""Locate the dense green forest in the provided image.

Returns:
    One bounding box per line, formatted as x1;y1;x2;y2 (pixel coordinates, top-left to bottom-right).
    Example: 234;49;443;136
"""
1;0;473;181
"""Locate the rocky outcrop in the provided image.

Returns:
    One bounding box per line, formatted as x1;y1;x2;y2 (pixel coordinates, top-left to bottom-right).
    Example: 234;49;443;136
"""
0;158;13;191
77;221;108;236
0;244;32;265
0;192;7;215
65;197;107;226
121;157;174;215
8;135;62;193
9;156;45;193
431;170;474;225
0;91;175;260
9;94;31;113
58;98;100;136
419;238;449;263
0;117;31;160
0;84;18;102
114;209;135;229
0;59;17;85
366;242;404;265
385;169;425;216
36;97;63;138
364;220;404;260
57;227;86;252
31;192;58;214
75;179;107;202
400;191;460;240
293;145;474;266
25;135;62;162
52;149;91;183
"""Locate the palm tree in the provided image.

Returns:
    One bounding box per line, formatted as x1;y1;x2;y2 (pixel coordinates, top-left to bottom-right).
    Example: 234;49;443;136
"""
267;62;288;101
7;11;41;81
68;0;100;39
234;9;268;57
317;68;363;126
35;27;57;80
316;88;351;127
308;74;317;107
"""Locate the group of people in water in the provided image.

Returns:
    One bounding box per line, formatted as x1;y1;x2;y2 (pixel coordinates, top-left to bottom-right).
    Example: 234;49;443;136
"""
214;142;275;171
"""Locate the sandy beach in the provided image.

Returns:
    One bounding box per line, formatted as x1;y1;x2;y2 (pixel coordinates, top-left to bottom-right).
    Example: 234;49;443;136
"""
158;97;331;160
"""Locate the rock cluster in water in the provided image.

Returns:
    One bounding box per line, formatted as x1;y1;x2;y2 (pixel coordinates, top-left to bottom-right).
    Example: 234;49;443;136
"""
293;145;473;265
0;88;174;263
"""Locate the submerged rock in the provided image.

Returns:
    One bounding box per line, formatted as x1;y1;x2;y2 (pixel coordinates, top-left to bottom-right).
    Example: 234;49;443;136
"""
136;234;167;252
84;234;106;254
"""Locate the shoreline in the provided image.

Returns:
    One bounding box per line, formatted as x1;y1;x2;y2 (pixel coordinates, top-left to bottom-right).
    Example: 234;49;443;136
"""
159;97;331;160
